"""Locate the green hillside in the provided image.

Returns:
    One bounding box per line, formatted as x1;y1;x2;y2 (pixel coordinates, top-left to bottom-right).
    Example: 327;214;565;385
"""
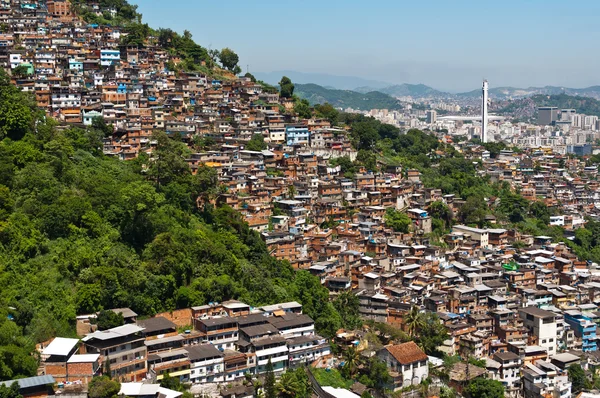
0;70;348;379
497;94;600;119
531;94;600;117
295;83;402;110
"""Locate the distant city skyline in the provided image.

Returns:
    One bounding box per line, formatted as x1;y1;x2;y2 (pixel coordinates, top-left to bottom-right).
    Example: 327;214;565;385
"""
133;0;600;92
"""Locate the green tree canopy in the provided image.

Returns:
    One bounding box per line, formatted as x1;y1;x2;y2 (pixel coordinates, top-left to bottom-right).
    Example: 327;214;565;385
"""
384;208;411;233
463;378;504;398
88;376;121;398
95;310;124;331
279;76;294;99
219;48;240;72
569;364;591;394
0;383;22;398
246;133;267;152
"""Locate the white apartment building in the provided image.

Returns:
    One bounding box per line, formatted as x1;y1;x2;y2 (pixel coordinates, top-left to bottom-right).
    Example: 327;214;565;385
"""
185;344;225;384
493;351;522;396
519;306;558;357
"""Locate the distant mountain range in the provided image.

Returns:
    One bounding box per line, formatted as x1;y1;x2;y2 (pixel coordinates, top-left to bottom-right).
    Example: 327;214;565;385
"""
253;71;390;91
294;83;401;110
358;84;600;100
458;86;600;100
354;84;446;98
294;82;600;113
256;71;600;101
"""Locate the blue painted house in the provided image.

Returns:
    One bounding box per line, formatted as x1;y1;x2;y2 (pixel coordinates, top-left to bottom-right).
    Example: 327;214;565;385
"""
285;125;310;146
117;82;127;94
564;310;597;352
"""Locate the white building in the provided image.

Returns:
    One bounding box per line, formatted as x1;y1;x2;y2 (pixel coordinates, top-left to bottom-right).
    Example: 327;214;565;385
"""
378;342;429;390
100;49;120;66
493;351;522;396
452;225;490;249
519;306;558;357
185;344;224;384
287;335;331;368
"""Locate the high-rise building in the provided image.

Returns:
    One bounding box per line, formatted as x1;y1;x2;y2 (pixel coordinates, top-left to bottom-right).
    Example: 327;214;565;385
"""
482;80;489;143
537;106;558;125
560;109;576;121
571;114;584;128
426;110;437;124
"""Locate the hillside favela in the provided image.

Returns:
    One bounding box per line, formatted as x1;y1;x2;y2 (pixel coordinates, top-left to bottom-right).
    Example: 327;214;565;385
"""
3;1;600;398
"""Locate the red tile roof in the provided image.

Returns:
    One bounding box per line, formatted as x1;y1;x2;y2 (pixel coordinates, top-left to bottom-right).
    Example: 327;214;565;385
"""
385;341;428;365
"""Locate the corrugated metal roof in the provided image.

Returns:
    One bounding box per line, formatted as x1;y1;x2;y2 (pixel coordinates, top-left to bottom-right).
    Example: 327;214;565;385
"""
42;337;79;356
0;375;55;389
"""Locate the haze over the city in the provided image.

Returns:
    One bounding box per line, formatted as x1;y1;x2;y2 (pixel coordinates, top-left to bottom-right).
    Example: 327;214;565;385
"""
133;0;600;91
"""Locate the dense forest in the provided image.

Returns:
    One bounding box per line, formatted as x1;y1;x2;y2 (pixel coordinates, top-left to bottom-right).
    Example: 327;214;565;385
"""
0;71;356;380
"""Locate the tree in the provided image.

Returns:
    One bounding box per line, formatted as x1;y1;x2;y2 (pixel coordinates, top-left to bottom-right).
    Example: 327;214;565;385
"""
463;378;504;398
11;65;29;78
0;383;22;398
342;346;359;378
276;371;301;398
333;291;361;329
246;133;267;151
384;208;411;233
366;358;390;392
0;69;36;141
458;195;489;227
88;376;121;398
351;121;378;151
287;185;296;199
264;359;276;398
314;103;339;125
244;72;257;82
415;312;448;356
96;310;124;331
294;99;312;119
219;48;239;71
529;201;551;224
279;76;294;98
569;364;590;394
439;386;456;398
0;320;39;380
122;23;151;47
356;149;377;172
193;164;221;203
91;117;113;137
403;306;424;338
429;201;452;229
160;373;185;392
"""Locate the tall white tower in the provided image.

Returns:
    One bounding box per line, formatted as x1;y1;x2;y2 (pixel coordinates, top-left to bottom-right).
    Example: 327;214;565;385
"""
482;80;489;143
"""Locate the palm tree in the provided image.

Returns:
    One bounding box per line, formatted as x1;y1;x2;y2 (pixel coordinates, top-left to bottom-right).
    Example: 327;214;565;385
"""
343;345;360;377
404;306;425;338
276;372;301;398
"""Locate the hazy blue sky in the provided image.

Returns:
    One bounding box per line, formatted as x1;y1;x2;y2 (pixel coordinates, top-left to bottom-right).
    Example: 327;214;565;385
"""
132;0;600;91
